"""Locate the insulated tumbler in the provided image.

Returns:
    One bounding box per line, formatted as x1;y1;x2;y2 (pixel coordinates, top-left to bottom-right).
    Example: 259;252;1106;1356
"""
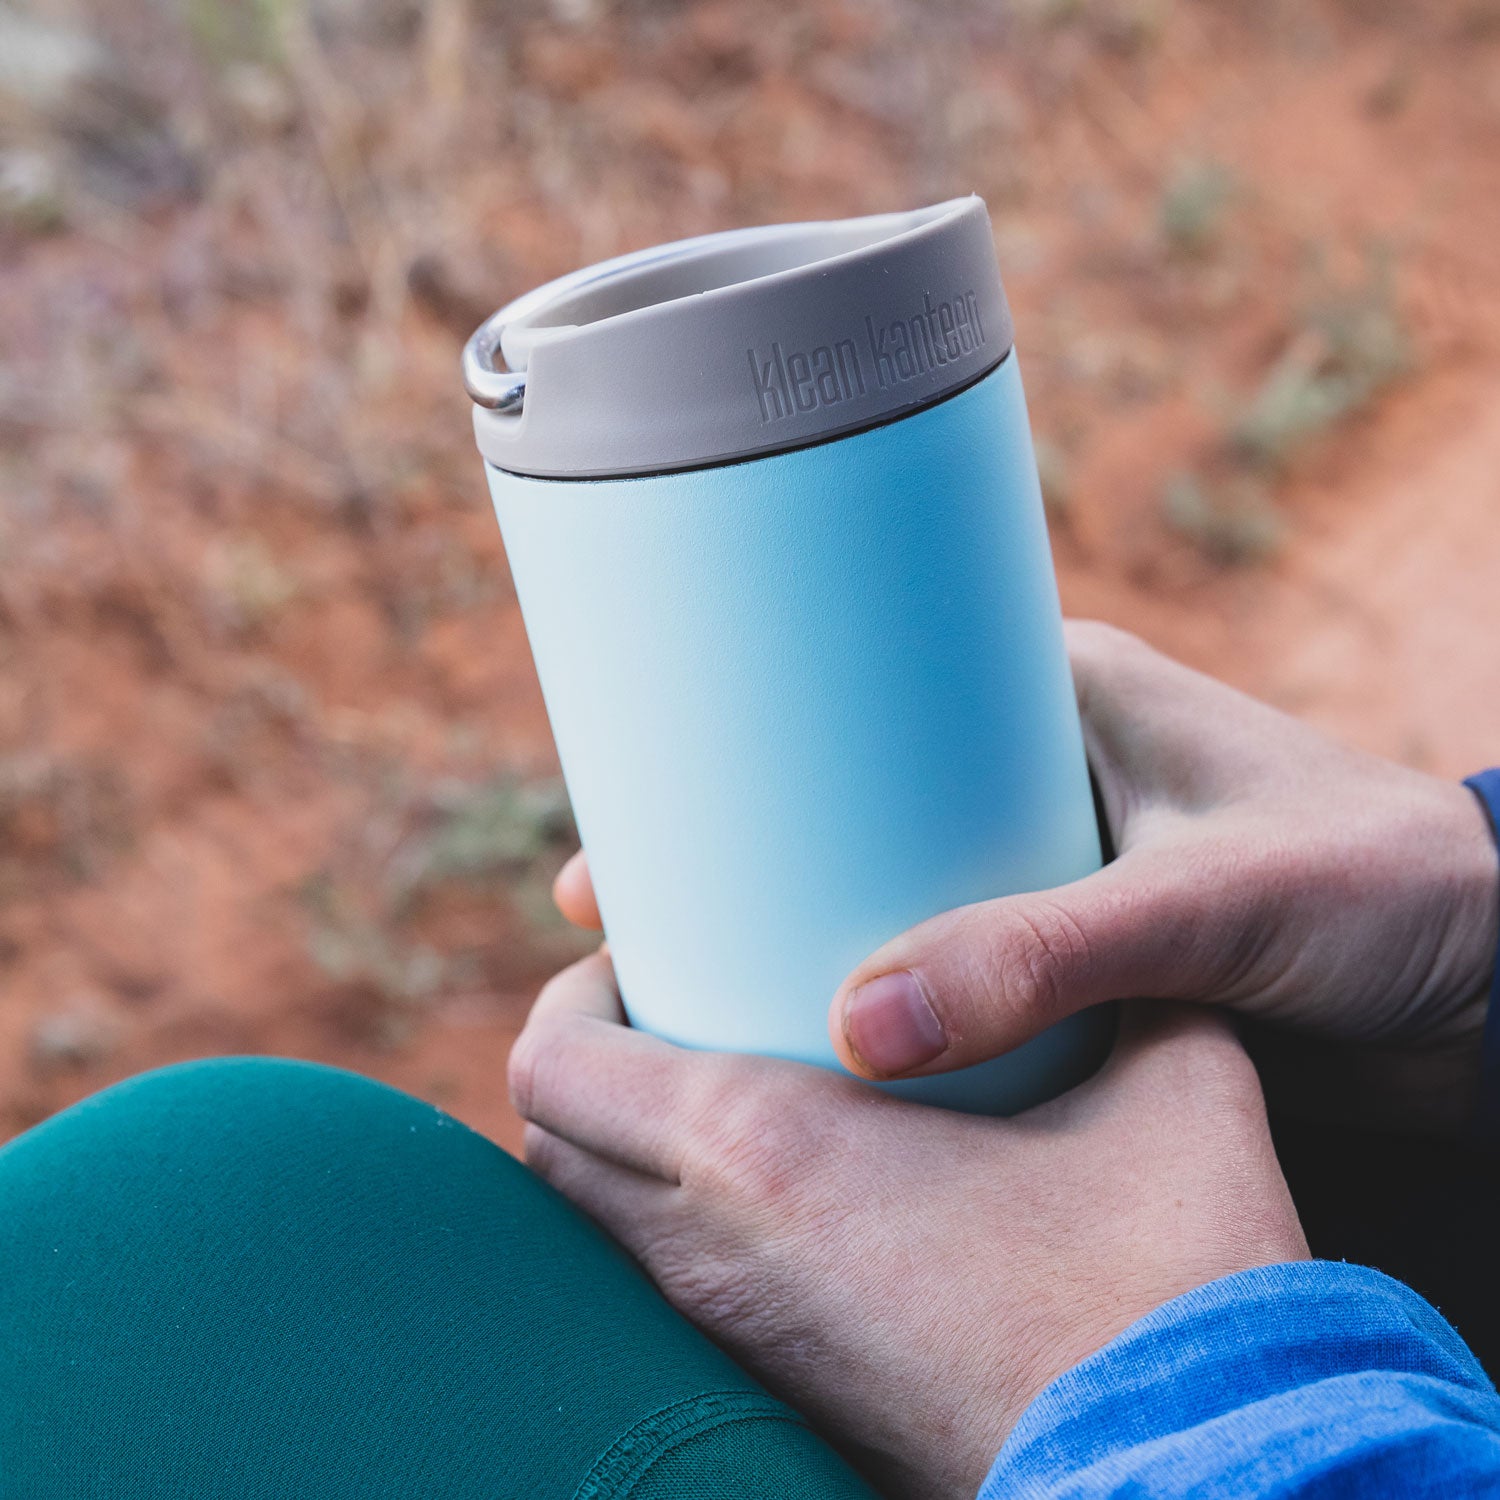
463;197;1110;1113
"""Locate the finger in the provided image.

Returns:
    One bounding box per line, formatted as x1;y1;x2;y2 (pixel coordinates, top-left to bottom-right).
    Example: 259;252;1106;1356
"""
1065;620;1321;822
508;950;716;1184
523;1124;677;1255
553;849;603;930
829;850;1227;1079
1066;620;1225;836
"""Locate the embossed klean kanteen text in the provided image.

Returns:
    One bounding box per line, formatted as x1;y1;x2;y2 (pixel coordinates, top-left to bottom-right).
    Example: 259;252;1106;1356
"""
747;288;986;423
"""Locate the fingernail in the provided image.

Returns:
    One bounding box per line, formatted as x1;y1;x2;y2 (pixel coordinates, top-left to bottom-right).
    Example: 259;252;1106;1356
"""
843;971;947;1076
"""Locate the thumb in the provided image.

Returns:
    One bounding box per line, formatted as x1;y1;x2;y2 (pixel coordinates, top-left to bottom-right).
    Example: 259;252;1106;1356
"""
828;853;1223;1080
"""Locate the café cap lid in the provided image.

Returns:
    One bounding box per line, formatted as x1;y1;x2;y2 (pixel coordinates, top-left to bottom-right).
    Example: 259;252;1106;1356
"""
464;195;1013;479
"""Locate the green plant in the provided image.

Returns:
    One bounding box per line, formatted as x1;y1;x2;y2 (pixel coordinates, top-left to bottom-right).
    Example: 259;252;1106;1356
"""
299;772;581;1029
392;776;575;901
387;773;581;948
207;536;301;634
301;872;447;1008
0;754;133;893
1159;160;1235;256
1096;0;1172;53
1229;255;1410;470
178;0;289;68
1018;0;1168;46
1167;251;1412;566
1162;472;1284;566
1021;0;1087;24
0;149;66;236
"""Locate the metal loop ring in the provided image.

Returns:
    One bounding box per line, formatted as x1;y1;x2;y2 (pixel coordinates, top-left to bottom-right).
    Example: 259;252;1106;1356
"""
462;310;527;412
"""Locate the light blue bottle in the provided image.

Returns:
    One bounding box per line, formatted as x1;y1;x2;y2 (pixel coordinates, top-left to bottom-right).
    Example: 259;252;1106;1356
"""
464;198;1109;1113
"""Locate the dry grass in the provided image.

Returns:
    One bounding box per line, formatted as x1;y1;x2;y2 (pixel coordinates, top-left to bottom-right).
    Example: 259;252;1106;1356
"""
0;0;1486;1127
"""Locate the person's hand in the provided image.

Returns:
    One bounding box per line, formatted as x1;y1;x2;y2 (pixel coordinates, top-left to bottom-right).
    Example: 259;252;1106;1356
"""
808;621;1499;1135
509;952;1307;1500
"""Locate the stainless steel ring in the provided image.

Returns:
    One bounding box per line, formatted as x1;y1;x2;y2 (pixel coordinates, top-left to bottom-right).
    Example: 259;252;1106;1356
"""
461;310;527;411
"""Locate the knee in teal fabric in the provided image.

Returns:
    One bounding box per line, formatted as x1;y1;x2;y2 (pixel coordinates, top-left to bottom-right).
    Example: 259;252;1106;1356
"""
0;1059;876;1499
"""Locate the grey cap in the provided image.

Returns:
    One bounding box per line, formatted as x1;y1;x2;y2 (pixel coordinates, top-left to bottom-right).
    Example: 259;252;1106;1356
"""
464;196;1013;479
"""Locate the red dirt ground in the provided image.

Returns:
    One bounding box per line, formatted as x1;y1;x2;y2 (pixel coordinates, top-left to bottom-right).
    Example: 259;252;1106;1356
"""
2;0;1499;1155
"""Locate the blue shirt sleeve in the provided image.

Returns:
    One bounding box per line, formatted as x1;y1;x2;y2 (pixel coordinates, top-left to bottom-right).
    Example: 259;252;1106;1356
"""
980;1260;1500;1498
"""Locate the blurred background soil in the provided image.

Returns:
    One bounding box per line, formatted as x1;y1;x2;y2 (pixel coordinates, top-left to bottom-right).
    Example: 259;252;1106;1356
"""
2;0;1499;1153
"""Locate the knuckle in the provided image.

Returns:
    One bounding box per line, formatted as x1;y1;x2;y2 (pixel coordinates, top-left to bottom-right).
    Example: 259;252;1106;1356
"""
712;1133;798;1206
681;1066;810;1206
506;1016;565;1120
969;899;1092;1037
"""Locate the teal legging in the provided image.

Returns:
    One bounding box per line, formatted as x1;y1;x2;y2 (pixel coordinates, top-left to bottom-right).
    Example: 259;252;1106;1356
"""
0;1059;878;1499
